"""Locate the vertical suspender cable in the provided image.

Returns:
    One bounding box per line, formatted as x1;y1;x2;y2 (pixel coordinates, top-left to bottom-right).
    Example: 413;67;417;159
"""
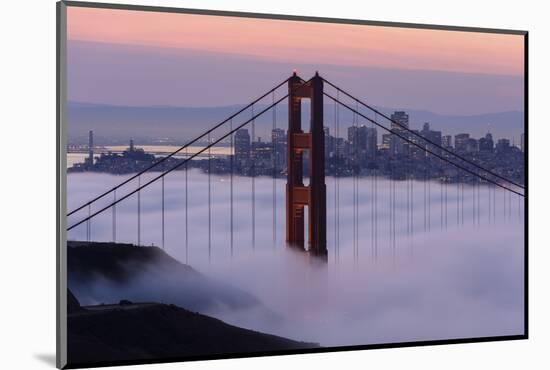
185;146;189;264
428;169;431;231
472;176;476;225
87;204;91;242
272;91;277;245
439;160;444;230
424;166;427;233
333;94;337;263
392;160;396;261
461;178;464;225
478;181;481;226
353;103;359;262
407;135;410;239
508;188;512;220
445;171;448;230
162;175;165;249
208;132;212;263
492;185;495;222
374;112;378;260
412;143;415;237
230;119;234;258
137;175;141;246
336;90;340;263
251;106;256;248
518;192;521;220
390;161;393;256
113;189;116;242
374;117;376;260
456;169;460;226
504;186;507;220
487;185;491;224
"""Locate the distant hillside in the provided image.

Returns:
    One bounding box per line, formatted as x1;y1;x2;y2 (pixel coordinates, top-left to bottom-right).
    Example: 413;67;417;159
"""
67;101;524;144
67;291;318;367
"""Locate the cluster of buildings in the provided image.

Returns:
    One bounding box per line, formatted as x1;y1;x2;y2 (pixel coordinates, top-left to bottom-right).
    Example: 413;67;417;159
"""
230;110;524;184
69;136;180;174
69;111;525;185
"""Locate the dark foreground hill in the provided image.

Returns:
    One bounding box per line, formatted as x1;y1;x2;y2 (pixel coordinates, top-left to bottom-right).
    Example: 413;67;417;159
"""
68;292;318;366
67;241;265;315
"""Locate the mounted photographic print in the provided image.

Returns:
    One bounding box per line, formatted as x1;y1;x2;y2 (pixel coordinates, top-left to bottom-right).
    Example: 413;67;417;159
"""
56;1;528;368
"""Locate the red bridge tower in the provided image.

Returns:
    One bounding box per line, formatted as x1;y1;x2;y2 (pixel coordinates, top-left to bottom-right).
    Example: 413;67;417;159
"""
286;72;327;257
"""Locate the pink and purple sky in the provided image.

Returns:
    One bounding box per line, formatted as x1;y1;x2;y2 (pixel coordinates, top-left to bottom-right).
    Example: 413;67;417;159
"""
67;6;524;115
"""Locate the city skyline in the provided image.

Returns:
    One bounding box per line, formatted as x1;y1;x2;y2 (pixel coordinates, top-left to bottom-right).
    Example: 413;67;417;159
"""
69;107;525;191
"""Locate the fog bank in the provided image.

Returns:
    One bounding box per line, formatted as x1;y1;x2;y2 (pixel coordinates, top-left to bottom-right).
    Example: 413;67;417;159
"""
67;171;525;346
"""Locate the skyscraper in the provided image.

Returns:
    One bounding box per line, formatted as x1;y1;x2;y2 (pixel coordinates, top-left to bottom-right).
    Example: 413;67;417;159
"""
271;128;285;144
420;122;442;156
323;127;332;159
347;126;359;148
235;129;251;166
442;135;453;149
365;127;378;159
496;138;511;153
381;133;392;150
454;133;470;153
479;132;494;152
390;111;409;155
87;130;94;167
347;126;360;164
466;138;479;153
271;128;286;167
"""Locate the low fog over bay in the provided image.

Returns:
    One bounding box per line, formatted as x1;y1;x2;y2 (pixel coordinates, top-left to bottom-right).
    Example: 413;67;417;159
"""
67;170;524;347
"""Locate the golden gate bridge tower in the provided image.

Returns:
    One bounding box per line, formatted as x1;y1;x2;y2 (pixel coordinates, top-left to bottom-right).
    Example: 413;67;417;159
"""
286;72;327;257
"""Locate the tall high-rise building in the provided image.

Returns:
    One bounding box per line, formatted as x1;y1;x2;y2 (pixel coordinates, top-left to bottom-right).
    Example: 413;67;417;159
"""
442;135;453;149
381;133;392;150
234;129;251;166
454;133;470;153
348;125;370;163
466;138;479;153
271;128;285;144
365;127;378;159
323;127;332;159
420;122;442;156
347;126;359;148
409;129;424;159
479;132;494;152
87;130;94;166
347;126;360;163
496;138;511;153
271;128;286;167
333;137;345;157
390;111;409;155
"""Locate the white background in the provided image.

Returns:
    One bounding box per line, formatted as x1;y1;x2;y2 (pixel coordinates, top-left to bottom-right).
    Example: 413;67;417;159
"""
0;0;547;369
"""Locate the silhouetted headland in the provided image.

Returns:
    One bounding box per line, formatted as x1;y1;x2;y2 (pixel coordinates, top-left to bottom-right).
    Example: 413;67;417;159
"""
67;290;318;365
66;241;318;365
